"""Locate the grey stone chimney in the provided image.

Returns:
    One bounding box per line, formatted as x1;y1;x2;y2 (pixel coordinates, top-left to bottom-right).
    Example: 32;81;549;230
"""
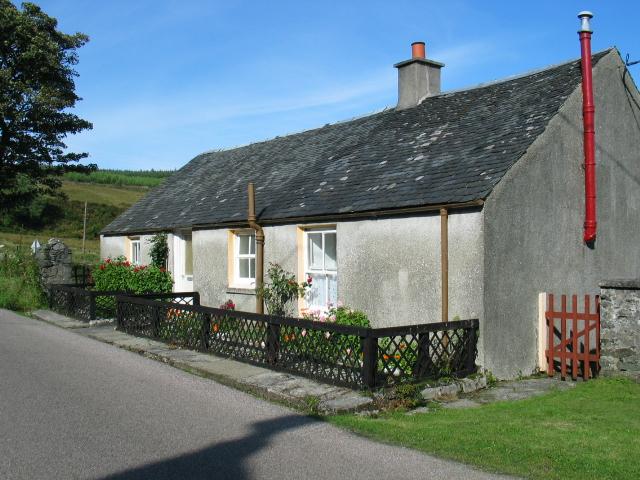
394;42;444;110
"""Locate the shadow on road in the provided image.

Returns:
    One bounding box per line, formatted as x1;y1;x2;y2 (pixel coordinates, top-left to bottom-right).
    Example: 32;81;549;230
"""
99;414;314;480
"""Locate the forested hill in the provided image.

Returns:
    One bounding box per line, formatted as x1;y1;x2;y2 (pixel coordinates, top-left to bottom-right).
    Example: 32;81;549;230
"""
0;169;174;263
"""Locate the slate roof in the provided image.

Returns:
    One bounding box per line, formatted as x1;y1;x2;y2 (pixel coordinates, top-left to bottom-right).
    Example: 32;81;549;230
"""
103;50;612;235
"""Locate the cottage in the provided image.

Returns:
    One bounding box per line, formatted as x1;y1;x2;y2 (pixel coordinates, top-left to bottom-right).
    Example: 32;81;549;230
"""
101;34;640;378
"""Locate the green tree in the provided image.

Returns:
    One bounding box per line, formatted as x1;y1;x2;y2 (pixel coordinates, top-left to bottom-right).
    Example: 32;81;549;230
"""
0;1;93;209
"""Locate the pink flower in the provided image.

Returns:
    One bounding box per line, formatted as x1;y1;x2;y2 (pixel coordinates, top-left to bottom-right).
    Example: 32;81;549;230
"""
301;329;307;337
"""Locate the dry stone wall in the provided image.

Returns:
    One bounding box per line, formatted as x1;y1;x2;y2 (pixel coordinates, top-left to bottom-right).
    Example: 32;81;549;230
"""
600;280;640;378
36;238;72;288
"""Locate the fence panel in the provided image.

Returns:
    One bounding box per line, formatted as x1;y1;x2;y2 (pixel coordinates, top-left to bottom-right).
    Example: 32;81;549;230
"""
116;295;479;389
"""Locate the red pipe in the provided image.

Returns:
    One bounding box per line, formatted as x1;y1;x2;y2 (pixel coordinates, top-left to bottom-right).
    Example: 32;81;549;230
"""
579;13;596;244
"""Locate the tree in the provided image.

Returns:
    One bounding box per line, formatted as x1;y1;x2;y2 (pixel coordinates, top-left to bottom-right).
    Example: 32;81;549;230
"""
0;1;93;209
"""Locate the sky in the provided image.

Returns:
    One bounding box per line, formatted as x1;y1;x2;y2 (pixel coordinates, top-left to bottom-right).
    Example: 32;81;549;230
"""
29;0;640;171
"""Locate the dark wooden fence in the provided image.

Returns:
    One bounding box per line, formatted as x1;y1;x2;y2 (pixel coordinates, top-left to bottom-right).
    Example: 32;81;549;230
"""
48;284;199;322
116;295;478;389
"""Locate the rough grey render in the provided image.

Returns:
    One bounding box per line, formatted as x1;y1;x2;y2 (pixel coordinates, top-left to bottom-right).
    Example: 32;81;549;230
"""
36;238;72;287
103;51;611;235
600;281;640;377
482;49;640;378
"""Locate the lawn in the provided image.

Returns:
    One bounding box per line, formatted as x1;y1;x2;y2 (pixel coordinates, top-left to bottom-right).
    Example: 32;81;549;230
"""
329;378;640;480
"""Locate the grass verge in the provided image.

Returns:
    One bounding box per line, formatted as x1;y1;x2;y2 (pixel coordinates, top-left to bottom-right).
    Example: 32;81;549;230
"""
329;378;640;480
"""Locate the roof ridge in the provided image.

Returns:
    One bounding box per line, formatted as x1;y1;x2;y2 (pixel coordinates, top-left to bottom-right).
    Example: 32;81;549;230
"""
424;47;614;100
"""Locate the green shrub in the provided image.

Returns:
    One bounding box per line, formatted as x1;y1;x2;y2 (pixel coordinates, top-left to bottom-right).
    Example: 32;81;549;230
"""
0;246;45;311
258;263;310;316
92;256;173;293
148;233;169;268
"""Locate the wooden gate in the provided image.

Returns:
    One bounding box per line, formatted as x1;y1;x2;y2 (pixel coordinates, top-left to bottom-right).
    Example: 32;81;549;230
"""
545;294;600;380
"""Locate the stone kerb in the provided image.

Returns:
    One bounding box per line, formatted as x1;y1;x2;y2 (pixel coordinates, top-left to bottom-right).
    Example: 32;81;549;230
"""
599;279;640;378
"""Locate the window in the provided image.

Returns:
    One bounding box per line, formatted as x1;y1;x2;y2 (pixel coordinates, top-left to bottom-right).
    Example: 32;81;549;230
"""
130;237;141;265
234;232;256;285
184;234;193;276
304;229;337;309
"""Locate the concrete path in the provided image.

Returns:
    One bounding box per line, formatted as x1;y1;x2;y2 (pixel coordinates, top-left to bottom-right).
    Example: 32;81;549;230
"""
0;310;512;480
440;377;577;410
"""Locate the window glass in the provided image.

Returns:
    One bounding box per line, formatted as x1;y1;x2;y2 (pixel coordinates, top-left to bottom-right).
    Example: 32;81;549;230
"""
308;233;323;270
130;238;141;265
184;236;193;276
324;233;337;271
304;229;337;310
307;273;326;307
239;258;251;279
327;274;338;306
235;233;256;283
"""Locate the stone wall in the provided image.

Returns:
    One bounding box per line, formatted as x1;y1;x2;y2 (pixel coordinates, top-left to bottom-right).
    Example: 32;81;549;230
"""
600;280;640;378
35;238;72;287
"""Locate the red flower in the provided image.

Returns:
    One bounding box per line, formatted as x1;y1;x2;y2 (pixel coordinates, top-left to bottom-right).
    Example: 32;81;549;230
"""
105;258;111;263
99;264;105;270
307;276;313;285
124;261;131;267
134;267;140;273
160;267;166;273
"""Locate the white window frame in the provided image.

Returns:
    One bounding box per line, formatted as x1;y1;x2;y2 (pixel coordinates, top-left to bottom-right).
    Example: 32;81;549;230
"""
304;228;337;310
234;231;256;286
130;237;141;265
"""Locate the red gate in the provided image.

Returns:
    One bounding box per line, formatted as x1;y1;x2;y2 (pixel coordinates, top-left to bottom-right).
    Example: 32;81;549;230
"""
545;294;600;380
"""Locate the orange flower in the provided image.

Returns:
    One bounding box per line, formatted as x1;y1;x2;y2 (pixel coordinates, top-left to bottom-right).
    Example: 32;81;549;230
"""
212;323;219;333
383;354;390;360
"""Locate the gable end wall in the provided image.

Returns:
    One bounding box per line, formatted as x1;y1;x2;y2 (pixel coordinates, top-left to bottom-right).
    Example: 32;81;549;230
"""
482;51;640;378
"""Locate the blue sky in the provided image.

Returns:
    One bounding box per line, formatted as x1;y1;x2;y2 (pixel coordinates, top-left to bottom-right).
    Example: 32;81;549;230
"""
32;0;640;170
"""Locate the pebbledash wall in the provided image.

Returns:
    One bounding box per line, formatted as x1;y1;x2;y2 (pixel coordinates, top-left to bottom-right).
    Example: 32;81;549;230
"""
482;51;640;378
192;210;484;330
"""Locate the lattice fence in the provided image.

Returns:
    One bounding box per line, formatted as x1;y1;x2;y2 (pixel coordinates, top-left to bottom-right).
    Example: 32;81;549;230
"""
49;285;199;322
116;295;479;389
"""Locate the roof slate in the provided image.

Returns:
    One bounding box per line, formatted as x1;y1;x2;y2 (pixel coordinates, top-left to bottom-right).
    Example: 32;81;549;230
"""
103;50;611;235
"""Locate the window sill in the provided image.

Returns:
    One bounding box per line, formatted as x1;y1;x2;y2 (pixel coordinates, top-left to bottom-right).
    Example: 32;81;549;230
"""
226;286;256;295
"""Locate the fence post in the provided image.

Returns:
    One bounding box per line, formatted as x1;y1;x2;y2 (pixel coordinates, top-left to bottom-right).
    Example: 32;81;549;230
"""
88;293;97;321
152;304;160;338
361;334;378;389
193;292;201;306
115;296;122;329
466;323;477;373
415;333;432;379
267;320;280;365
200;312;210;351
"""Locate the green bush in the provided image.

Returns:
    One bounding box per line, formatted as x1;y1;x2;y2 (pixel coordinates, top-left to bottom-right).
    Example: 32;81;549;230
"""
0;246;45;311
258;263;310;316
148;233;169;268
92;256;173;294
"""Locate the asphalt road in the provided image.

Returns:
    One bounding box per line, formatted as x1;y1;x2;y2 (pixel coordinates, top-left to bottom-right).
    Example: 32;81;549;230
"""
0;309;508;480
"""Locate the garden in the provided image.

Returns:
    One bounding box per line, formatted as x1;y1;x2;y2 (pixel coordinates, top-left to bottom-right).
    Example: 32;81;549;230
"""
114;262;478;389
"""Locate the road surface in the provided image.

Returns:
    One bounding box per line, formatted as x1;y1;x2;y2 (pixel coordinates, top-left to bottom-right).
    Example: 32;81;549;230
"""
0;309;508;479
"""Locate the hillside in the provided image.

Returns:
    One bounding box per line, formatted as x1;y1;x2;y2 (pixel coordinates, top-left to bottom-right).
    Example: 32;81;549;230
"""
0;169;172;264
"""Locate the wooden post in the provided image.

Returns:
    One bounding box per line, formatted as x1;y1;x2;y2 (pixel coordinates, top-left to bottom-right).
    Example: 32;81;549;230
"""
440;208;449;323
361;335;378;389
82;201;87;255
248;183;265;314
